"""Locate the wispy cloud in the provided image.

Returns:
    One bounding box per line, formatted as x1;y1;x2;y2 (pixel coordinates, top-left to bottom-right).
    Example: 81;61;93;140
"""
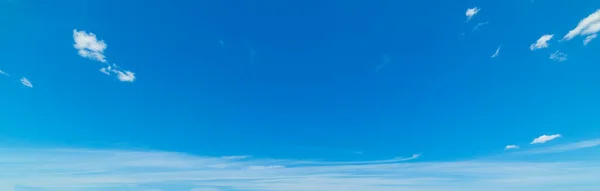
247;165;286;170
221;156;250;160
584;34;597;45
375;55;391;71
1;147;599;191
531;134;562;144
20;77;33;88
73;29;136;82
191;188;222;191
465;7;480;21
303;153;421;166
0;69;8;76
524;139;600;154
504;145;519;150
472;21;489;31
491;46;501;58
530;34;554;51
549;51;567;62
563;9;600;44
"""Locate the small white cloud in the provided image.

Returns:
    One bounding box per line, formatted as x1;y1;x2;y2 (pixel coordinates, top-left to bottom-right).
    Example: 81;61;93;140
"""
530;34;554;51
20;77;33;88
466;7;480;21
584;34;597;45
531;134;562;144
563;10;600;44
504;145;519;150
99;64;136;83
73;29;107;63
116;70;135;82
0;70;8;76
549;51;567;62
491;46;501;58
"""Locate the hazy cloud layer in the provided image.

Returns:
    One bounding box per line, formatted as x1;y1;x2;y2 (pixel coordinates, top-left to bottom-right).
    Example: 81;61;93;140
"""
0;142;599;191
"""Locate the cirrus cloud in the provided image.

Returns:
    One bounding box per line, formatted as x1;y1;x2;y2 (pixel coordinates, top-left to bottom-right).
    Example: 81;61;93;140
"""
1;144;600;191
491;46;501;58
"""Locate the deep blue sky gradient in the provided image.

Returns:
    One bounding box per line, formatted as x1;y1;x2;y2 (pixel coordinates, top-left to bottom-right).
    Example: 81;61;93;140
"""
2;0;600;163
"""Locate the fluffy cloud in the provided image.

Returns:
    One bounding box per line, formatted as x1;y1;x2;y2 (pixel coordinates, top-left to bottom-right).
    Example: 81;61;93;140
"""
530;34;554;51
117;70;135;82
73;29;136;83
466;7;480;21
491;46;501;58
73;29;107;63
531;134;562;144
504;145;519;150
563;9;600;45
20;77;33;88
549;51;567;62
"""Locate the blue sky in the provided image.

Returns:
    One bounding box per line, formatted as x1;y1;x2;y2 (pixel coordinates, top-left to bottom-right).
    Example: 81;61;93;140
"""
2;0;600;190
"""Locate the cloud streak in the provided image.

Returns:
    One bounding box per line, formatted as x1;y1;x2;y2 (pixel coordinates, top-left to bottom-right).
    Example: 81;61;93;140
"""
20;77;33;88
0;69;8;76
491;46;501;58
472;21;489;31
524;139;600;154
0;146;599;191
